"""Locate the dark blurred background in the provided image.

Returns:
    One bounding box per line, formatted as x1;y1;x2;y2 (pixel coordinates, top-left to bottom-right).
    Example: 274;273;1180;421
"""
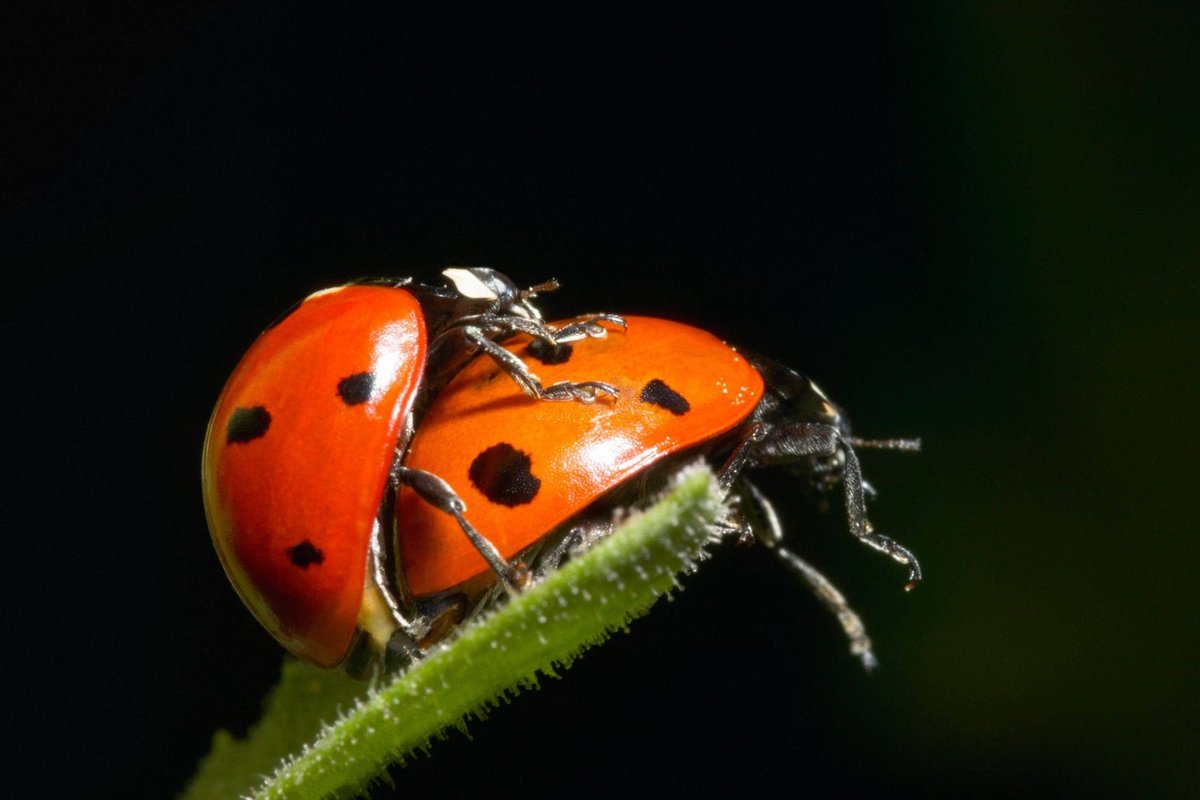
10;5;1197;798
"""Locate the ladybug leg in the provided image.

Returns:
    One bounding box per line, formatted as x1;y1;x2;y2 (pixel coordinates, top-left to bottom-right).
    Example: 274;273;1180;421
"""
472;313;624;343
530;530;583;581
729;480;878;671
531;520;614;581
716;422;771;492
720;476;780;546
367;525;426;645
827;429;923;591
534;528;586;576
845;438;920;502
462;327;619;403
434;312;623;348
775;546;879;672
543;314;627;342
729;421;923;591
395;466;529;594
538;380;621;402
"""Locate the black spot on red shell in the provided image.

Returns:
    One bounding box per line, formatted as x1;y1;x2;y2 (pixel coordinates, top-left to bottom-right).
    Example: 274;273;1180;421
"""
337;371;374;405
287;540;325;569
640;379;691;415
468;443;541;506
227;406;272;443
524;338;573;365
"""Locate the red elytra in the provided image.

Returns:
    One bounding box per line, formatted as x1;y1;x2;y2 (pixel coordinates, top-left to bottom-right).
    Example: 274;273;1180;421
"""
203;285;427;667
397;315;766;597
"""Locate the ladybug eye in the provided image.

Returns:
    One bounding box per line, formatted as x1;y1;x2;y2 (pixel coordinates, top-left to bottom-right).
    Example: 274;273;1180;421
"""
226;406;272;443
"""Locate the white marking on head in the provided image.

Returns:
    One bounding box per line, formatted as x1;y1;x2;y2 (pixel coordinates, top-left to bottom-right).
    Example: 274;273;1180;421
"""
442;268;499;301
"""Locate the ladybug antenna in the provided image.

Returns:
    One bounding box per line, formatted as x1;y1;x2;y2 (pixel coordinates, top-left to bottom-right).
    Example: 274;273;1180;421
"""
521;278;560;298
515;278;560;321
847;436;921;452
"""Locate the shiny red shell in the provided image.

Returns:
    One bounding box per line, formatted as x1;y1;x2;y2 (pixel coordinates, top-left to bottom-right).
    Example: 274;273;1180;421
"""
397;315;765;597
202;286;426;667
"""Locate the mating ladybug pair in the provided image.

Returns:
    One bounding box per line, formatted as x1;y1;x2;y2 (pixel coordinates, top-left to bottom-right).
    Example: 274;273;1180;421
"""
202;268;920;676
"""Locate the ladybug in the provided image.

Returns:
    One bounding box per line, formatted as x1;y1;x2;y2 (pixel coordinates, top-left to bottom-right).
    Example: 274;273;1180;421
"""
202;268;623;670
391;315;920;668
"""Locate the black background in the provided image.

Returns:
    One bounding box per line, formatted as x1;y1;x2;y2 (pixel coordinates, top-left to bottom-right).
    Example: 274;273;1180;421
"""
11;6;1198;798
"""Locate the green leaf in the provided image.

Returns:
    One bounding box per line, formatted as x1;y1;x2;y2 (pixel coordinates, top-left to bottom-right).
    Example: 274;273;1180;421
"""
183;465;724;800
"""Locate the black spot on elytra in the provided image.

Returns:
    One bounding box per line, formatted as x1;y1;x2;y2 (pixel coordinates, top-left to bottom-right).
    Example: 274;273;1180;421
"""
524;338;573;365
640;378;691;415
227;406;272;443
287;540;324;569
468;443;541;506
337;371;374;405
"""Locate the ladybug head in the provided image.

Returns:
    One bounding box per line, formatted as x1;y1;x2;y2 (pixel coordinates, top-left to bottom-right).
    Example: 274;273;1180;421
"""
751;355;851;435
750;355;919;508
441;267;558;322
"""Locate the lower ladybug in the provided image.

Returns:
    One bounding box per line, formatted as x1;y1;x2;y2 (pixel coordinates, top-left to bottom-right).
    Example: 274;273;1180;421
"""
390;315;920;670
202;268;623;669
